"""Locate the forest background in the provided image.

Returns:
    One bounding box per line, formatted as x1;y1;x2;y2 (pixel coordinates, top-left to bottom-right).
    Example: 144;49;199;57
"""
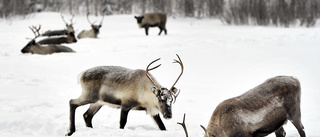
1;0;319;27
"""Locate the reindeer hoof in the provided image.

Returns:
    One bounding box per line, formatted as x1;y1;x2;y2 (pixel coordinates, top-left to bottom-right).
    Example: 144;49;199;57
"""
65;130;75;136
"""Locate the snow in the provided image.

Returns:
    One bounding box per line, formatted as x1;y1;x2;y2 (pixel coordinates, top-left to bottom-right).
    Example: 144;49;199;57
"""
1;12;320;137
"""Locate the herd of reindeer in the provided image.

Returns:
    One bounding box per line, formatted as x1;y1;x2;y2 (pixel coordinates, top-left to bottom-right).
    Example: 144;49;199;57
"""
21;13;104;55
18;12;306;137
20;12;168;55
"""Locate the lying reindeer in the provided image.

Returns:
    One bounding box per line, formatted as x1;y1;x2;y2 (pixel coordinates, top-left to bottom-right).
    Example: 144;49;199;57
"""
177;76;306;137
41;14;75;37
134;13;167;36
77;12;104;39
66;55;183;136
21;25;75;55
38;31;77;44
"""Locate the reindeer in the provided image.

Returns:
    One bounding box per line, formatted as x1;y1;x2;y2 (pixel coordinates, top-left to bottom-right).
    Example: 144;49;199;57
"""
77;12;104;39
41;14;75;37
134;13;167;36
177;76;306;137
21;25;75;55
66;55;184;136
37;31;77;44
197;76;306;137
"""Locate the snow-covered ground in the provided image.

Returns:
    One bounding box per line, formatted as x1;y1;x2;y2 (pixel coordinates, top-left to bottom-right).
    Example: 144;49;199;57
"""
0;12;319;137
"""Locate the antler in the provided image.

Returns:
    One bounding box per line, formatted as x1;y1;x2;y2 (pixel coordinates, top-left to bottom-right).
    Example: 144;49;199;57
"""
100;15;105;25
29;25;41;39
86;12;97;25
177;113;188;137
146;58;162;91
61;14;75;25
70;14;75;25
200;125;208;136
169;54;184;102
61;14;67;24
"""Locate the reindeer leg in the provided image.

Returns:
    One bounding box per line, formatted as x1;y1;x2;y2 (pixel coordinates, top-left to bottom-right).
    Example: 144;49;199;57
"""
66;99;92;136
83;103;103;128
153;114;166;130
120;107;132;129
158;26;163;35
288;106;306;137
290;118;306;137
164;27;167;35
144;27;149;36
275;127;286;137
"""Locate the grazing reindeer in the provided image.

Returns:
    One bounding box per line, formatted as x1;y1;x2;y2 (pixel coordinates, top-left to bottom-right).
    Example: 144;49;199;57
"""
66;55;184;136
77;12;104;39
38;31;77;44
41;14;75;37
134;13;167;36
21;25;75;55
197;76;306;137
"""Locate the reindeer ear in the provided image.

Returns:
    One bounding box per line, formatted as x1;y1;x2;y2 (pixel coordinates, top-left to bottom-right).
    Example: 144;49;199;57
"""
134;16;138;19
171;87;178;94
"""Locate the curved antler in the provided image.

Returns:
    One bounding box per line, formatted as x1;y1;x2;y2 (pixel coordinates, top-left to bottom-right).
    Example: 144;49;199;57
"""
87;12;95;25
169;54;184;102
61;14;75;25
29;25;41;40
146;58;162;91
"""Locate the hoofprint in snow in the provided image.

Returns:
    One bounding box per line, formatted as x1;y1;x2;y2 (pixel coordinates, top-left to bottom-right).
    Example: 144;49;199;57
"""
0;12;319;137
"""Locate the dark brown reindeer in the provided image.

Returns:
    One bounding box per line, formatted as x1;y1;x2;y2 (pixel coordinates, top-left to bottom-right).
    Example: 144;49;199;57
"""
177;76;306;137
37;31;77;44
77;12;104;39
134;13;167;36
21;25;75;55
41;14;75;37
66;55;184;136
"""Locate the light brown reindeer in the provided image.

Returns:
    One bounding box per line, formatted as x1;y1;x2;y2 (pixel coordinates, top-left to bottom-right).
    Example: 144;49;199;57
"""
66;54;184;136
178;76;306;137
41;14;75;37
134;13;167;36
77;12;104;39
21;25;75;55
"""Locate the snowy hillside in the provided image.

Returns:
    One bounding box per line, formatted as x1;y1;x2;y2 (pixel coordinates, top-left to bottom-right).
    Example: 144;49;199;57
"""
0;12;319;137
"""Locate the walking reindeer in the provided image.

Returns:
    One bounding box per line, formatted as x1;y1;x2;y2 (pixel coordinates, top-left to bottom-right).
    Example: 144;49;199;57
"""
21;25;74;55
178;76;306;137
77;12;104;39
66;55;184;136
134;13;167;36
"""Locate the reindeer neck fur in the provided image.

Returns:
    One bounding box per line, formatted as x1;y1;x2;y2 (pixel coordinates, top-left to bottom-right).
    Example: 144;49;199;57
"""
79;66;161;115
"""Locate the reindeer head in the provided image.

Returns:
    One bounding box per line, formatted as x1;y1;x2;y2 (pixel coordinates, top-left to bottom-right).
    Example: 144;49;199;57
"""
61;14;75;33
21;25;41;54
66;31;77;43
87;12;104;34
134;16;144;24
146;54;183;119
